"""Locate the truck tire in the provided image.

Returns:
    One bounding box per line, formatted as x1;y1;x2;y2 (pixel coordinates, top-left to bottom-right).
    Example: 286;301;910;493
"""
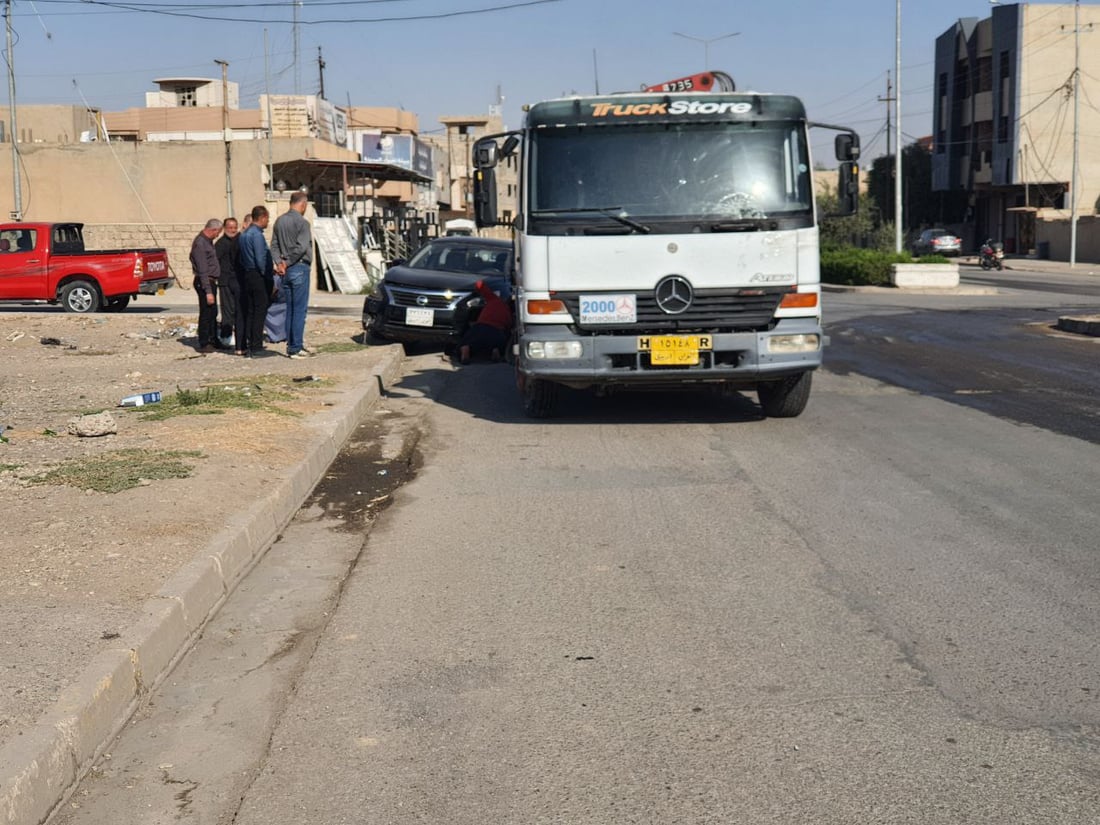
757;371;812;418
59;280;101;314
104;296;131;312
521;375;558;419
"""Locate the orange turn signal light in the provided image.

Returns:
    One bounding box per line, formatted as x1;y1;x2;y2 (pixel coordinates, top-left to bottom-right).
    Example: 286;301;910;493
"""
527;299;567;315
779;292;818;309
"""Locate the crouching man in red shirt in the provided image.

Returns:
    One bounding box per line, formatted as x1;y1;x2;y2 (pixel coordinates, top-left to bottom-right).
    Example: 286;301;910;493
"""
459;279;513;364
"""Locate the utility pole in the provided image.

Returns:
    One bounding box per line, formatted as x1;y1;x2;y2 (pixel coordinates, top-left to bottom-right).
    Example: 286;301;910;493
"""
5;0;22;220
215;59;233;218
264;29;274;196
292;0;302;95
878;70;895;158
317;47;326;99
1063;0;1092;268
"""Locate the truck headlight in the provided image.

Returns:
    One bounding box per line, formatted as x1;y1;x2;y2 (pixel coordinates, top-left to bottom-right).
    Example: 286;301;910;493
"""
527;341;583;359
767;334;820;353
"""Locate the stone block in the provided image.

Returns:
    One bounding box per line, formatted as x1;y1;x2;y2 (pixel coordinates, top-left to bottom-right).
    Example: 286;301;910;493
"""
890;263;960;289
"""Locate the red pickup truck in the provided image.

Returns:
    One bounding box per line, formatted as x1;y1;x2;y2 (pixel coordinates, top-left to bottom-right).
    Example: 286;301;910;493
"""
0;222;172;313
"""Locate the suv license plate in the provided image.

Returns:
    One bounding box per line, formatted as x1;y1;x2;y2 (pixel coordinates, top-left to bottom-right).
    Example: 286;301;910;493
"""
639;334;712;366
405;307;435;327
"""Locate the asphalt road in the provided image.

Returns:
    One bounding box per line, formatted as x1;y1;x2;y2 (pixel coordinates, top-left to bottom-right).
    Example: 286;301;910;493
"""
55;280;1100;824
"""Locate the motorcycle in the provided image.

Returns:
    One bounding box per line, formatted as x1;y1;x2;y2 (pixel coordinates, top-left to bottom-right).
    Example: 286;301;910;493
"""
979;239;1005;271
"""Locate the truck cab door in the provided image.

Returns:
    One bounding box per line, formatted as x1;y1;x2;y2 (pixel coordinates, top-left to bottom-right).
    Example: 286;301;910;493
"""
0;228;47;299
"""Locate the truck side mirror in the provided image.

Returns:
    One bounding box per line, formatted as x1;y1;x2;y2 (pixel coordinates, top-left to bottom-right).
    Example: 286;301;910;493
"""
835;133;860;162
474;139;499;170
501;135;520;159
835;162;859;217
474;167;499;227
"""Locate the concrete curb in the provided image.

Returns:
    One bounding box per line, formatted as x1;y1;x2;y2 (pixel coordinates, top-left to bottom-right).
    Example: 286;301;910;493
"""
0;346;405;825
1056;315;1100;337
822;283;999;296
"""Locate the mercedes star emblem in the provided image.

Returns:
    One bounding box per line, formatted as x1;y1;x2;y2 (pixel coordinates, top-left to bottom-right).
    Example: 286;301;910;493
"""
654;275;693;315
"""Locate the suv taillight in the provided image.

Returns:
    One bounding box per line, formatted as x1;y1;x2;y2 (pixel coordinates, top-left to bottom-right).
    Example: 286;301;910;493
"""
133;256;143;278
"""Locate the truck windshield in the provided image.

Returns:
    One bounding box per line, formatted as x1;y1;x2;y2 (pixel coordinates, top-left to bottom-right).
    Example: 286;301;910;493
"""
529;121;811;229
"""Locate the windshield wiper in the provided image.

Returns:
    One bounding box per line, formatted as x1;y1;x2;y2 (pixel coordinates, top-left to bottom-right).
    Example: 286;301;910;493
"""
531;206;651;234
710;218;778;233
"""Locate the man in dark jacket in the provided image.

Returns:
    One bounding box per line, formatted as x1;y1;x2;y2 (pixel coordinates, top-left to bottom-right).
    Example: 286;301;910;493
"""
238;205;276;357
190;218;223;353
214;217;243;351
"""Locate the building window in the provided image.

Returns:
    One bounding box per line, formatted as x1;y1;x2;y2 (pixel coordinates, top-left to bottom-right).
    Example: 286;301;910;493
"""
938;73;948;99
1000;51;1010;80
176;86;197;107
977;56;993;93
998;115;1009;144
954;60;969;99
937;130;946;154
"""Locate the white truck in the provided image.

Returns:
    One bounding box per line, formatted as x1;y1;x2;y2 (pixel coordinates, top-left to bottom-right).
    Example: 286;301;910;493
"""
473;85;859;418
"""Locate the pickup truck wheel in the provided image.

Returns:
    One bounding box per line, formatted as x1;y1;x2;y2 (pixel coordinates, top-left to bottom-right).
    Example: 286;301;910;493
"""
521;375;558;419
60;280;100;314
757;371;812;418
104;296;131;312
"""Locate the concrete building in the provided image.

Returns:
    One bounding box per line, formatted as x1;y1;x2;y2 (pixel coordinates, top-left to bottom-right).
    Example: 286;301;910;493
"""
0;104;101;145
932;3;1100;259
432;111;518;227
146;77;239;110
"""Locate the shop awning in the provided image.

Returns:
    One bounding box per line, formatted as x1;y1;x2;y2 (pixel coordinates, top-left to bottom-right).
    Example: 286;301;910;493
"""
272;158;432;191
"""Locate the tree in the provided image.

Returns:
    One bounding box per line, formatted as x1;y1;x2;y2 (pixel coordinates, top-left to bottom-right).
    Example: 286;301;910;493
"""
868;142;967;234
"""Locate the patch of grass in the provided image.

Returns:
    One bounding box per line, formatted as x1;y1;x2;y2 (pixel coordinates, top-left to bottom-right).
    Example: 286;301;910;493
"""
136;377;303;421
312;341;365;354
0;463;21;473
31;448;203;493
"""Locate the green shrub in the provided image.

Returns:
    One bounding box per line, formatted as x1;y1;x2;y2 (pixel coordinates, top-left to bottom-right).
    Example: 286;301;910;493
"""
820;247;913;286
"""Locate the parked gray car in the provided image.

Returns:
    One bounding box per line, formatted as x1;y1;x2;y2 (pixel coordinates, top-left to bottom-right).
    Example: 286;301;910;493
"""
913;228;962;257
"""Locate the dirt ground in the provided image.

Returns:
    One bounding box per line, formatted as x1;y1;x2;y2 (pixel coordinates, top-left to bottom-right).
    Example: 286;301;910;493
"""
0;309;394;752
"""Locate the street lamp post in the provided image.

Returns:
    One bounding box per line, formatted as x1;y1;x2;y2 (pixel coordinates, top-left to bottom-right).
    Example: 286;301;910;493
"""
672;31;740;71
895;0;903;254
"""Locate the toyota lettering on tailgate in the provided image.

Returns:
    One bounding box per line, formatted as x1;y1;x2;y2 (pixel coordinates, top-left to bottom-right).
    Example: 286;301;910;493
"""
147;260;166;273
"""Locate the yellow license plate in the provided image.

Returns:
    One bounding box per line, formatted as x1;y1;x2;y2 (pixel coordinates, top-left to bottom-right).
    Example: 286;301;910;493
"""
638;335;712;366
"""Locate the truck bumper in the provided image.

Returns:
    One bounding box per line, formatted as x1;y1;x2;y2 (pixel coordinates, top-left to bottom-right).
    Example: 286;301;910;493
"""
517;318;824;389
138;279;174;295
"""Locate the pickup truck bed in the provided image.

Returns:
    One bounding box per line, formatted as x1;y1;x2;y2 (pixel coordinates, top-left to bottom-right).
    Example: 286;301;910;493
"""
0;222;172;312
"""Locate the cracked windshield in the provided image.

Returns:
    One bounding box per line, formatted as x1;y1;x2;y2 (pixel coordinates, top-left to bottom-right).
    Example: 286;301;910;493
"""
531;122;811;221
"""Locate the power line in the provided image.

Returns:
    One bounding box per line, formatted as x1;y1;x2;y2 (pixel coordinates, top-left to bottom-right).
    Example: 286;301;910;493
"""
40;0;564;24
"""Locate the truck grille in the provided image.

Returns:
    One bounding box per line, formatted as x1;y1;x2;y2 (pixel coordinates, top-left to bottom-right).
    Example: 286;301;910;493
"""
557;288;785;333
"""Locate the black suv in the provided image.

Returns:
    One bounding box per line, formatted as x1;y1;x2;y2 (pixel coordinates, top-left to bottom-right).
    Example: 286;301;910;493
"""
363;237;513;346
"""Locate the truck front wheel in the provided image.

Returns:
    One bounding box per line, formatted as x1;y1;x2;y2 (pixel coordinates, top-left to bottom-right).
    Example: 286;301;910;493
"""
518;371;558;419
60;280;101;314
757;371;812;418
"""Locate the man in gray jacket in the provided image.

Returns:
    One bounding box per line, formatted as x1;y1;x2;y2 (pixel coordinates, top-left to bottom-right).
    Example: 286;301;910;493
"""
270;191;313;358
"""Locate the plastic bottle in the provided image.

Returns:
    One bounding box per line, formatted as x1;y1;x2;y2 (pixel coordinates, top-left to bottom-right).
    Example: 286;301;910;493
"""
119;392;162;407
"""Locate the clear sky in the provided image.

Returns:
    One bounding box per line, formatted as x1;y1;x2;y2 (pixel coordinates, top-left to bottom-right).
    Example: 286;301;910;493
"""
7;0;1067;164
